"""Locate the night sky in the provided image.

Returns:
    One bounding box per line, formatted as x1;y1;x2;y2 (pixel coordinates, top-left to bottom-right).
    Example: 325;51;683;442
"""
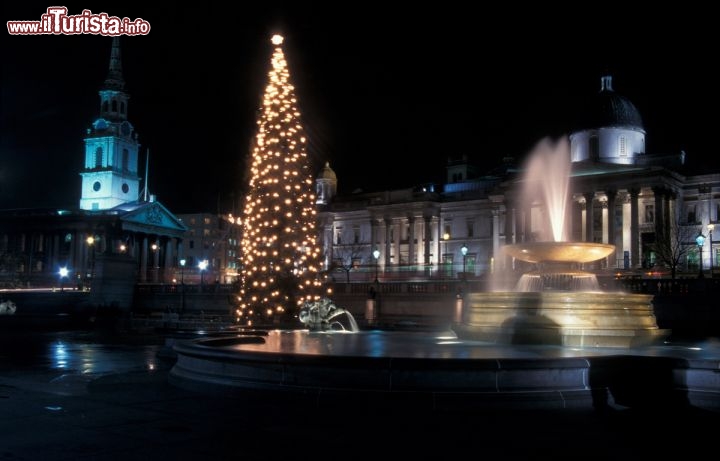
2;3;718;214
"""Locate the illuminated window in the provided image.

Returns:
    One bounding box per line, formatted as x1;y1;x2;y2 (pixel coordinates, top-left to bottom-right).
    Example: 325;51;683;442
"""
204;217;211;225
203;229;211;237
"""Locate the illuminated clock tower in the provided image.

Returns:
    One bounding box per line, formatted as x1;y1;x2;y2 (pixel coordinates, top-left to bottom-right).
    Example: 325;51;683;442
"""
79;37;140;211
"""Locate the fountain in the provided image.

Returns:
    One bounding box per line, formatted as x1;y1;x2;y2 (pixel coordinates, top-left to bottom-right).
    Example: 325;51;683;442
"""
298;297;359;332
453;138;668;347
167;36;718;410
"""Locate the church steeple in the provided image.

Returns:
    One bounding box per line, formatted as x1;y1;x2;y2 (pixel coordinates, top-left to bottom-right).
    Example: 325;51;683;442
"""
98;37;129;122
80;38;140;211
103;37;125;91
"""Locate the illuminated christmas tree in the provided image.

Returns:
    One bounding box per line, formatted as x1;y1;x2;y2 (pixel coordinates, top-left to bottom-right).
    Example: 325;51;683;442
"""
237;34;324;325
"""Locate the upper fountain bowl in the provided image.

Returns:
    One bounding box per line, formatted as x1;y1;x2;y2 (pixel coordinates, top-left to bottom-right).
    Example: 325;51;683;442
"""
502;242;615;264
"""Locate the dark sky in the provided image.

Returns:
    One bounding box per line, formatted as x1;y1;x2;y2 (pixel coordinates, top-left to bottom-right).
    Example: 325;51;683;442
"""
2;3;718;213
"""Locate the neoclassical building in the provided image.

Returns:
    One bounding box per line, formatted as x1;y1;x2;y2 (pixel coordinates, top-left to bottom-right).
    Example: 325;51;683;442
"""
0;38;186;289
317;76;719;281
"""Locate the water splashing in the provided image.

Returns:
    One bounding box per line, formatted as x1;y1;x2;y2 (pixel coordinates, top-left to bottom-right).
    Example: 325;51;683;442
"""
299;298;359;332
521;137;571;242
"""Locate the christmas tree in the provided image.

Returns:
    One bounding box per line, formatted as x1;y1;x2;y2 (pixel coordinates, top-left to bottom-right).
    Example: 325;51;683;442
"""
237;35;324;325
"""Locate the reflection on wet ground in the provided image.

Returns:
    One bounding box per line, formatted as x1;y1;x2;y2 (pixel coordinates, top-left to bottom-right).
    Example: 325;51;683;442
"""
0;330;165;396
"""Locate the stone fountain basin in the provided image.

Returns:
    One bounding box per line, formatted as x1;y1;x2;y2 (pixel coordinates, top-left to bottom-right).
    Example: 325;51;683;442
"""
502;242;615;264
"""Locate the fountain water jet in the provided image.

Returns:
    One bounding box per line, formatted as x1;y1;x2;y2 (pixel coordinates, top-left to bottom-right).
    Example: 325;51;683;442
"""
453;137;668;347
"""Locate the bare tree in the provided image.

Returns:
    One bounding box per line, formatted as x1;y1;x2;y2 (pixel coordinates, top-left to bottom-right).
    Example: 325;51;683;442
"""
653;218;699;280
331;243;367;283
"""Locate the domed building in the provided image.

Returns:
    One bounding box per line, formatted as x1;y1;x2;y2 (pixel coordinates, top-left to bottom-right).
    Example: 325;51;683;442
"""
570;76;646;165
315;73;719;316
315;162;337;206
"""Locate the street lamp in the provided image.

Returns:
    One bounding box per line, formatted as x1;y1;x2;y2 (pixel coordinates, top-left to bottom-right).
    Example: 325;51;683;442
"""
179;258;186;315
58;267;69;292
460;243;468;279
86;235;95;285
442;232;450;276
696;233;706;278
198;259;209;287
372;249;380;283
708;224;715;275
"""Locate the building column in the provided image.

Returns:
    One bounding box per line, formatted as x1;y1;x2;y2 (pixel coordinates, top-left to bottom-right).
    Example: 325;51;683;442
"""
394;219;402;266
606;190;617;267
492;208;500;257
584;192;595;242
140;235;148;283
407;216;416;267
652;186;665;244
664;190;675;238
423;216;432;265
601;200;609;244
504;201;515;270
523;204;532;242
152;236;161;283
630;188;640;268
164;238;175;283
384;217;392;268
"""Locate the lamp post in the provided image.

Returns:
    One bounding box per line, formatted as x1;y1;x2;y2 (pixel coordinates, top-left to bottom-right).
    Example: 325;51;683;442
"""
460;243;468;279
86;235;95;288
709;224;715;276
198;259;208;288
442;232;450;277
696;233;706;279
179;258;186;315
372;249;380;283
58;267;68;292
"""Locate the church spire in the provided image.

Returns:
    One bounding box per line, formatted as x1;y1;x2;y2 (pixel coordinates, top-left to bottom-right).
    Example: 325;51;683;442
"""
103;37;125;91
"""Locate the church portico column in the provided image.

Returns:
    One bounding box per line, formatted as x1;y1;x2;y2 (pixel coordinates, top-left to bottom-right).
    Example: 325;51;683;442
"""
140;235;148;283
152;236;161;283
164;237;175;283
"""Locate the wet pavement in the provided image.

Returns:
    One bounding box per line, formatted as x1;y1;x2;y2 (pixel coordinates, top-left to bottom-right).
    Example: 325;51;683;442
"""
1;329;719;460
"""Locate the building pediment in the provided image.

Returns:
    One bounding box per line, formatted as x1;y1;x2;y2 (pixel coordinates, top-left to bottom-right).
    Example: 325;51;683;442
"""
116;201;187;235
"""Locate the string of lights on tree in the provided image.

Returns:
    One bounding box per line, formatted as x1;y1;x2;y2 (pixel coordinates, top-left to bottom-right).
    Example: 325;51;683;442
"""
236;34;325;325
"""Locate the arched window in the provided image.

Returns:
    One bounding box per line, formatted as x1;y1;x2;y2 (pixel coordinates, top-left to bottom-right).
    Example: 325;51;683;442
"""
111;100;118;112
94;146;103;168
120;102;125;114
102;101;109;113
